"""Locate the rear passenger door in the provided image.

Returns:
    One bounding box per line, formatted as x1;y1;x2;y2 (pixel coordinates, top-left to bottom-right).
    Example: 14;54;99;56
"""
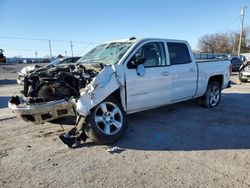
166;42;197;102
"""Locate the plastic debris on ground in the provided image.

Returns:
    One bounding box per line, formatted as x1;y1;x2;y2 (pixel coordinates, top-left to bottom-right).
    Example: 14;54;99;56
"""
106;146;125;154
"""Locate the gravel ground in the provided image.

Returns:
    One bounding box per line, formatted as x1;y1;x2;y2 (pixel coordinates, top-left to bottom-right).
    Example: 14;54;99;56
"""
0;64;250;187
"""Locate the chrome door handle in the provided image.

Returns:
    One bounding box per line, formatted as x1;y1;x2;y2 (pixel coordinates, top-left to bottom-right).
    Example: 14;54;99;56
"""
161;72;170;76
190;68;196;72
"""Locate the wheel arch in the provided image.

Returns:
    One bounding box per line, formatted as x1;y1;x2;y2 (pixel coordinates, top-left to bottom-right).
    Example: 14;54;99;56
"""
107;88;127;113
88;88;126;114
208;75;223;88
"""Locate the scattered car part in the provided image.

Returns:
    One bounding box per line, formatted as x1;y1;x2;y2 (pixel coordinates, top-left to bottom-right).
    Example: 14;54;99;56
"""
59;117;88;148
59;129;88;148
106;146;125;154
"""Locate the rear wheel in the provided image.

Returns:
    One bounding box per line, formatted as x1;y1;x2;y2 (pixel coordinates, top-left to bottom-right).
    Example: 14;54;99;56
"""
84;97;127;144
201;82;221;108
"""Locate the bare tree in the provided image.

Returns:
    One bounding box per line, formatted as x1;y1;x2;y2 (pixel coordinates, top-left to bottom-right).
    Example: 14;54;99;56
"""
198;28;250;54
228;31;238;54
198;33;231;53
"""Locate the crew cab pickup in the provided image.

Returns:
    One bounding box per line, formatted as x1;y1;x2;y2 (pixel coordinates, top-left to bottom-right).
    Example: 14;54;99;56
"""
9;38;231;144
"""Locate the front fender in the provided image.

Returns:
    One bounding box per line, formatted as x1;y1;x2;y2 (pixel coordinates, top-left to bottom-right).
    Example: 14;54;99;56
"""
76;66;121;116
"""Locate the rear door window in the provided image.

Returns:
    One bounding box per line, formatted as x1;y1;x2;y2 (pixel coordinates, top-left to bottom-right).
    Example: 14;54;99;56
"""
167;42;191;65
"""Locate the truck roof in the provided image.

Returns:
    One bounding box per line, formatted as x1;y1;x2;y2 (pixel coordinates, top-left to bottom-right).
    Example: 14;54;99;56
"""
107;37;188;44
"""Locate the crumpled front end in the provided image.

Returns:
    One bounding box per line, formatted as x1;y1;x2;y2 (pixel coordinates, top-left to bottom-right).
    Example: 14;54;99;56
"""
8;96;76;124
9;63;123;124
17;64;43;85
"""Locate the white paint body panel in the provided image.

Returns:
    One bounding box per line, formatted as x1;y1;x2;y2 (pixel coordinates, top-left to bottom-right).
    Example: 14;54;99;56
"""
76;66;121;116
125;66;171;112
76;38;231;116
195;60;231;97
170;63;198;102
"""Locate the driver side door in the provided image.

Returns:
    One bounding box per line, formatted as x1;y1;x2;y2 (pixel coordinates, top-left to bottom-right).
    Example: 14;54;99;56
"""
125;41;172;113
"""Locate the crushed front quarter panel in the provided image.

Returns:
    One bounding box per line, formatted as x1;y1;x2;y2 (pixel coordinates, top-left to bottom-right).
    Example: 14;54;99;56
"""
76;65;122;116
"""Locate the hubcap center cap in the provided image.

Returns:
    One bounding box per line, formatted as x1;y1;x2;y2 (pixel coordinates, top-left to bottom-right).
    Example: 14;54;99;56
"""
103;112;113;123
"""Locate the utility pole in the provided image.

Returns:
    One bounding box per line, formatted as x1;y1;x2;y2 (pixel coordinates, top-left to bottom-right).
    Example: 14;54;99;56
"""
238;4;247;57
70;40;73;57
49;40;52;58
35;51;37;59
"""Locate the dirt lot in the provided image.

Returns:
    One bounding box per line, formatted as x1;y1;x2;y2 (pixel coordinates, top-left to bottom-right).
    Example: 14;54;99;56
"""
0;64;250;187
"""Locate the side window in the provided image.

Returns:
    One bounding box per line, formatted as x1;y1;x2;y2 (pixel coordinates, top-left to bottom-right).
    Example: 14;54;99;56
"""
167;42;191;65
127;42;166;68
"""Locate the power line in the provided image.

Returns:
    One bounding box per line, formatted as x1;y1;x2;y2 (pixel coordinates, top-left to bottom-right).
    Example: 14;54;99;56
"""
0;36;99;44
77;42;95;55
4;48;86;53
0;36;100;57
0;36;47;41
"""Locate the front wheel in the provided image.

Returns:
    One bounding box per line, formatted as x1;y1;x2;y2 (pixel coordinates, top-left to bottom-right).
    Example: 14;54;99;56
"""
201;82;221;108
84;97;127;144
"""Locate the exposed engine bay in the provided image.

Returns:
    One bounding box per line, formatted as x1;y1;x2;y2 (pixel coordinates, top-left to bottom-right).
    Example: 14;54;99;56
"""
23;63;103;103
9;63;106;124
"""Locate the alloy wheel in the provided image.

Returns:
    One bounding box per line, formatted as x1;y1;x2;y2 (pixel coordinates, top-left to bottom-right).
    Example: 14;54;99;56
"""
209;85;220;107
94;101;123;135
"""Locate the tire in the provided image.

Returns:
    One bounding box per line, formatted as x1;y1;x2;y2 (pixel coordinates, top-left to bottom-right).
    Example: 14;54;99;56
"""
201;82;221;108
84;97;127;144
238;75;248;83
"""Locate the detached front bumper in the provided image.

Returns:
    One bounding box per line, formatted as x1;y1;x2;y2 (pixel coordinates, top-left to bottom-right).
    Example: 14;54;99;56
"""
8;96;76;124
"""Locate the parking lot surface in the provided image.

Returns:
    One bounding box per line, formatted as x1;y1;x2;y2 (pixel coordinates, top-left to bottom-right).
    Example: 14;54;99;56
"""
0;66;250;187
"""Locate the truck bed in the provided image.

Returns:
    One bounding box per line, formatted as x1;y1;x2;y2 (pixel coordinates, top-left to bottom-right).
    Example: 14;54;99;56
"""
195;60;230;97
196;59;229;63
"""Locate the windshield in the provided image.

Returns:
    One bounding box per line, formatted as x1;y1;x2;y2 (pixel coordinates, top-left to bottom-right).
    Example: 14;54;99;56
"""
78;42;134;65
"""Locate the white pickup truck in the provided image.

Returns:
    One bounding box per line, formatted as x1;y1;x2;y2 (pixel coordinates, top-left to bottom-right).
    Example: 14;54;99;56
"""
9;38;231;144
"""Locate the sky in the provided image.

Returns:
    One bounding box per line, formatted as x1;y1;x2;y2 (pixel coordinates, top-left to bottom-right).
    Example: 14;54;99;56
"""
0;0;250;58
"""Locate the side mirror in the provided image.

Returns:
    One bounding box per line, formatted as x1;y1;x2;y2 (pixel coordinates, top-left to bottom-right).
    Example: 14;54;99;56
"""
136;64;145;77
